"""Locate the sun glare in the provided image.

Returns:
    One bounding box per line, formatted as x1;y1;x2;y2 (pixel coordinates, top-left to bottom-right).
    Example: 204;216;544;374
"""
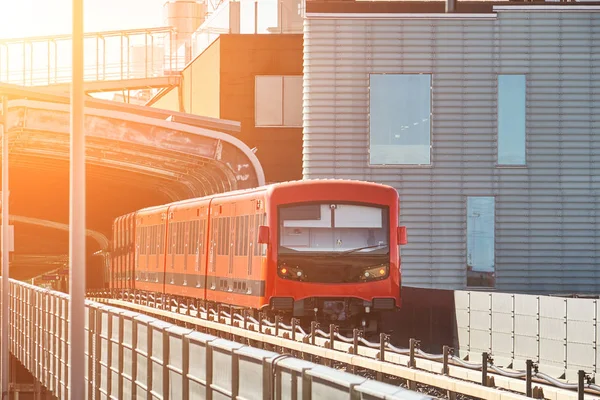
0;0;167;88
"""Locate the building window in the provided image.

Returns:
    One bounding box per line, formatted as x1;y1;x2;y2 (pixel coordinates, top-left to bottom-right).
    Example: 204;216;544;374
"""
466;197;495;288
369;74;431;166
497;74;526;165
255;75;302;127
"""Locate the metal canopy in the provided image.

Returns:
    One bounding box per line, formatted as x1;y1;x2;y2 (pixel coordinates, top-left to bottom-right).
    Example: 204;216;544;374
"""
0;83;265;282
1;84;265;198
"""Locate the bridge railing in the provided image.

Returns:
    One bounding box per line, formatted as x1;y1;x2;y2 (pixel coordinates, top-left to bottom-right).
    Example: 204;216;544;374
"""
0;27;186;88
4;278;432;400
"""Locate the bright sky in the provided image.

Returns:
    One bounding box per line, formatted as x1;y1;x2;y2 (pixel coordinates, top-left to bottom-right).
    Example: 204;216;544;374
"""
0;0;167;39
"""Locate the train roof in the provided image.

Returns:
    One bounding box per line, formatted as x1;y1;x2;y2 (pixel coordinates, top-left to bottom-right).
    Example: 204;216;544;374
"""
118;179;397;220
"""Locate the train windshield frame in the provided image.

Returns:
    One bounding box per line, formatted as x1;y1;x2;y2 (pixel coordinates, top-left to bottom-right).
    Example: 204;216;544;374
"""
277;202;390;256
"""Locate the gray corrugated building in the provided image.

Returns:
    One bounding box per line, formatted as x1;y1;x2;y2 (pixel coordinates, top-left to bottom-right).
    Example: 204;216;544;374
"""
302;0;600;293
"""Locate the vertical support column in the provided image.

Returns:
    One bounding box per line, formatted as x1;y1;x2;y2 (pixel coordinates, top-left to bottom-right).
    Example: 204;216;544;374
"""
1;94;10;399
70;0;86;399
229;1;241;34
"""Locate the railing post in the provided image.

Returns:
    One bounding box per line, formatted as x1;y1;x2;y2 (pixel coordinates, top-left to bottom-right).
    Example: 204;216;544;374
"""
329;324;336;350
482;352;488;387
291;318;297;341
379;333;387;362
578;370;586;400
376;333;389;381
526;359;533;397
443;345;450;375
408;338;417;368
275;316;281;337
310;321;317;346
352;329;360;374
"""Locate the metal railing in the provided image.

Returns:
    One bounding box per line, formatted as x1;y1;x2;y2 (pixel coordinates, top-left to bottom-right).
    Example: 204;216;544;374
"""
0;27;186;88
3;278;433;399
90;289;600;400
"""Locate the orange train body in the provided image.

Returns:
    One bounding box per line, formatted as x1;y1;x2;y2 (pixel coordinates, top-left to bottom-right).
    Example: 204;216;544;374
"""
109;180;408;331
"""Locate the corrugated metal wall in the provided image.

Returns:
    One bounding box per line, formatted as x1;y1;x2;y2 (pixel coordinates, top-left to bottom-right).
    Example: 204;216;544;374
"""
303;8;600;293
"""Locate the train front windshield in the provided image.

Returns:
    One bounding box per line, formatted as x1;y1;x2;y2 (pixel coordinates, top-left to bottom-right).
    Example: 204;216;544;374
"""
277;203;390;283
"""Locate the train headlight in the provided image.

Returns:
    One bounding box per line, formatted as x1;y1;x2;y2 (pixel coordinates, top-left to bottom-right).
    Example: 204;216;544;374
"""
362;264;389;281
278;264;305;281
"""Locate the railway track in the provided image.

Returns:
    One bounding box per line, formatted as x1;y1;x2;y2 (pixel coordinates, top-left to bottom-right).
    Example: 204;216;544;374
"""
87;290;599;400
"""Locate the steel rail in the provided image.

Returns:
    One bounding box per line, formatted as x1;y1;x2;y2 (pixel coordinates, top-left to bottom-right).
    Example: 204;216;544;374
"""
88;290;600;400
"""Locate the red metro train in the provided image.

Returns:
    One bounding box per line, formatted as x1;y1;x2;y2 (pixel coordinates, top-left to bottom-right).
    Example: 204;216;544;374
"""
109;179;408;333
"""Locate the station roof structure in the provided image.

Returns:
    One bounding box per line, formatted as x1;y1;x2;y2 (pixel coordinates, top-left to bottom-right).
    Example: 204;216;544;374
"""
0;83;265;282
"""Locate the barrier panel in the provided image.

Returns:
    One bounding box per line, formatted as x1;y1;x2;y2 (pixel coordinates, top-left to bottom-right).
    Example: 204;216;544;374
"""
455;290;599;381
4;278;432;400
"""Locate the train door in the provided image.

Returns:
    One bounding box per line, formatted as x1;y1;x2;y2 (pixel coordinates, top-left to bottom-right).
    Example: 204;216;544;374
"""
225;204;235;305
125;215;130;290
111;221;117;292
169;217;177;286
193;209;201;288
206;212;216;302
246;213;253;282
123;214;132;290
183;219;190;289
118;217;124;291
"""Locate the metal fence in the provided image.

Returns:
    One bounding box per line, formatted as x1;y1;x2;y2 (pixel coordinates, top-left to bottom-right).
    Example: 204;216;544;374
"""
4;278;432;400
455;290;599;382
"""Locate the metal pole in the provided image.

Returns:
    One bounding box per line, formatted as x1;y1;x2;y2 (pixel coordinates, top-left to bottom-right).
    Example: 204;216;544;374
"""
70;0;86;398
1;95;10;400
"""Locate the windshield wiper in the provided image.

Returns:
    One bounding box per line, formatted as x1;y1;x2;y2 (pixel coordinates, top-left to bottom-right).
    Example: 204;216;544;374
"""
334;244;388;257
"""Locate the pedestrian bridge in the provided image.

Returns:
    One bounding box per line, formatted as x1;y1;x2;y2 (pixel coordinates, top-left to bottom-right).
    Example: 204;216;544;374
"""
0;27;184;96
1;277;431;399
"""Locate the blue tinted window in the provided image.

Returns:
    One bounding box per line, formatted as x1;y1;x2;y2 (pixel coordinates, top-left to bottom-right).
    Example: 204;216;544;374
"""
466;196;495;279
369;74;431;165
497;74;526;165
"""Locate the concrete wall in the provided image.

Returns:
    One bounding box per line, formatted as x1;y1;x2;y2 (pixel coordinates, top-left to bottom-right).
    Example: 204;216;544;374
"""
147;34;304;184
150;85;180;112
303;6;600;293
184;39;221;118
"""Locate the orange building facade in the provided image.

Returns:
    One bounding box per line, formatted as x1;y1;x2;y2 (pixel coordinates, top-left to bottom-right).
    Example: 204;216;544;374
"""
149;34;304;184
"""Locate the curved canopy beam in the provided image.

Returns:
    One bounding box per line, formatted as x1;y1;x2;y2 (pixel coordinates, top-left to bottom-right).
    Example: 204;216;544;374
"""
10;215;110;250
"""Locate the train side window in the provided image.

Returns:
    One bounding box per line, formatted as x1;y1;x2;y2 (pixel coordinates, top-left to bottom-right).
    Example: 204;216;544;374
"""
211;217;217;263
237;216;242;256
174;222;178;254
140;227;144;255
160;223;165;254
147;226;152;255
176;222;179;254
234;217;241;256
184;221;190;254
143;226;146;255
171;222;175;254
178;221;183;254
225;217;231;256
261;213;267;256
243;215;249;256
189;220;198;254
200;219;205;254
148;226;156;254
248;214;256;255
215;218;223;255
178;221;182;253
156;225;160;254
253;215;259;256
218;217;225;255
